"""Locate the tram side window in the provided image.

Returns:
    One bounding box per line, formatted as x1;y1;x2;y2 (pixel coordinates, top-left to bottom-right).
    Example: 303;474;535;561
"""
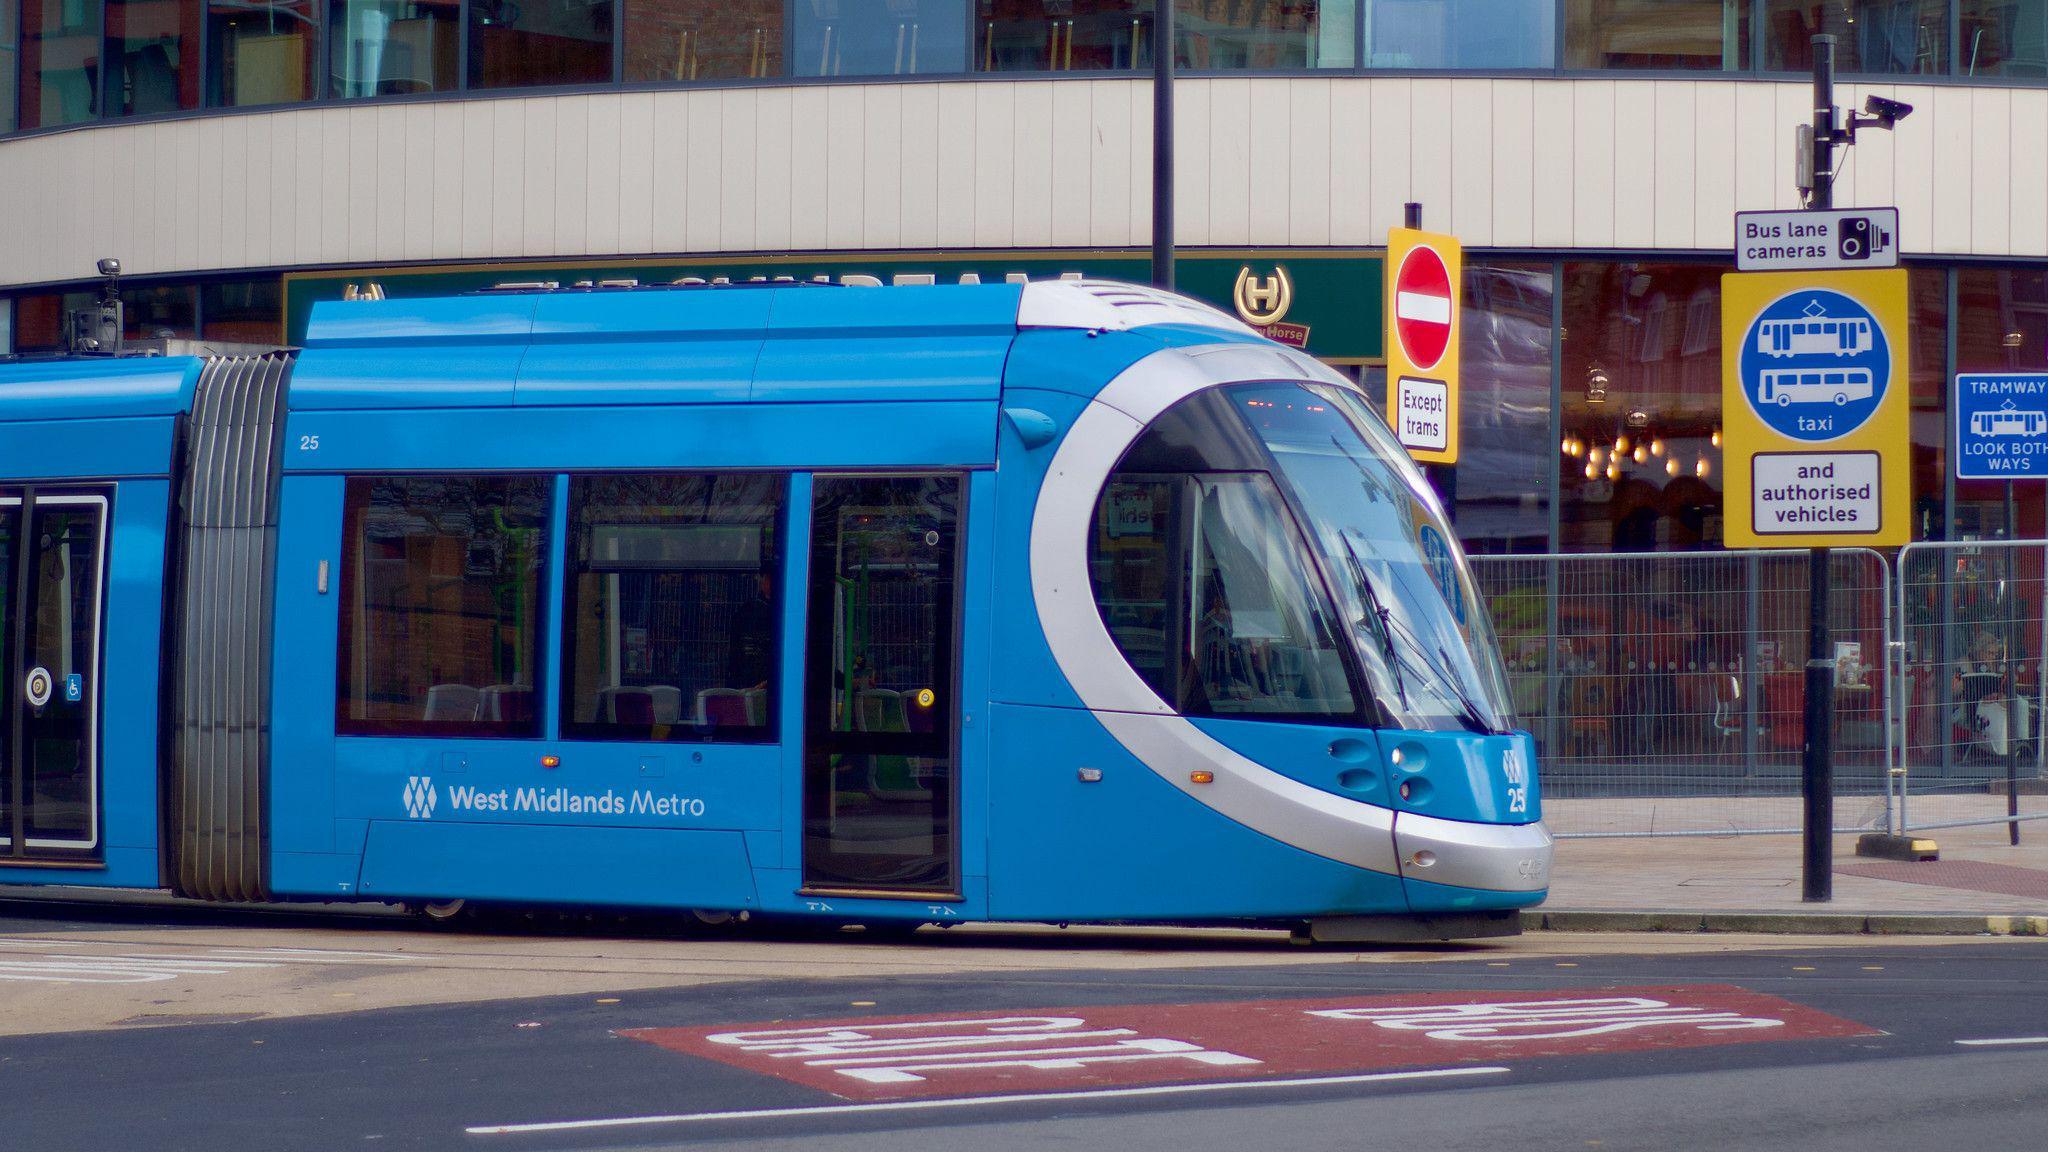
1089;473;1357;719
564;473;784;742
336;475;550;737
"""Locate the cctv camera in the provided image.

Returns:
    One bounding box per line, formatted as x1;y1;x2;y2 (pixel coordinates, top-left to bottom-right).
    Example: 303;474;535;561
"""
96;257;121;277
1863;95;1913;126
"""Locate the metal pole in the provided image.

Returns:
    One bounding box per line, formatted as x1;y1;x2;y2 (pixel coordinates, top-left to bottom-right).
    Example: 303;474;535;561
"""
2007;488;2022;844
1803;35;1837;902
1151;0;1175;290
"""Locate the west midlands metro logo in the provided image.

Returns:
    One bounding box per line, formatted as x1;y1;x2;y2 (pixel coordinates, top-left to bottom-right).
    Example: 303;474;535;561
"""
1737;289;1890;444
403;776;436;819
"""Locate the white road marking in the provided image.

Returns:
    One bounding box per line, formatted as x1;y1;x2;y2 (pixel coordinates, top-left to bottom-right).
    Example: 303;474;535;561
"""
464;1066;1512;1136
1956;1037;2048;1047
0;936;419;984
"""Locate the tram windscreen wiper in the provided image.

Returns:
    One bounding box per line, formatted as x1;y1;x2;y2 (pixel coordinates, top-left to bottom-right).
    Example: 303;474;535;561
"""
1339;534;1408;712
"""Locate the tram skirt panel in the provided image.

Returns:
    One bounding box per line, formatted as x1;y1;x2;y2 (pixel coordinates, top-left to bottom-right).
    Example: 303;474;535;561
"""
167;354;293;902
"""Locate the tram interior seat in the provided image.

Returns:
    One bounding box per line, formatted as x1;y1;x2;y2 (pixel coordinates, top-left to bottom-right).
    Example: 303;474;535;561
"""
647;685;683;725
695;687;749;726
743;687;768;726
597;686;656;725
479;684;535;724
424;684;481;721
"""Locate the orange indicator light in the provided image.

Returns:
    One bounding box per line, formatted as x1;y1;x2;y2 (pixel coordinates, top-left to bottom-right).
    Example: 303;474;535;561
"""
541;755;561;769
1190;771;1215;784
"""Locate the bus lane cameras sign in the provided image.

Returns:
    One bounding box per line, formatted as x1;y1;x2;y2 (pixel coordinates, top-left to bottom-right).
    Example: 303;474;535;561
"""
1721;269;1910;548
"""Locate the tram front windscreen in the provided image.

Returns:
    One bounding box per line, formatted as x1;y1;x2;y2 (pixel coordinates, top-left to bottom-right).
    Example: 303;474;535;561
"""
1088;380;1514;735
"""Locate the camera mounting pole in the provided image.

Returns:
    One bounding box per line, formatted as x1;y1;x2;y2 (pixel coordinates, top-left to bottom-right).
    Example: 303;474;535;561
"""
1800;36;1837;902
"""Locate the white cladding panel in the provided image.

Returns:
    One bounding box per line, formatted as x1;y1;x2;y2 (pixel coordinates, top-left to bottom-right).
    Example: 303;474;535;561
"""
1;76;2044;289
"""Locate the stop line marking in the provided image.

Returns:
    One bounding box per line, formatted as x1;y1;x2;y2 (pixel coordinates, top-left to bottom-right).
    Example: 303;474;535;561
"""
0;937;421;983
1956;1036;2048;1047
464;1066;1512;1136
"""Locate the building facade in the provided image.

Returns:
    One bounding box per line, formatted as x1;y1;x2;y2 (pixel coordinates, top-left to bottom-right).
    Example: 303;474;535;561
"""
2;0;2046;551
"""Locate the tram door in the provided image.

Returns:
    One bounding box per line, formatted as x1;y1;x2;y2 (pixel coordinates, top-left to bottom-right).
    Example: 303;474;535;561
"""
800;475;962;895
0;491;107;860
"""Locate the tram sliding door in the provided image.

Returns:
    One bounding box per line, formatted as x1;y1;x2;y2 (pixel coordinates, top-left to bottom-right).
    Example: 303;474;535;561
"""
0;490;108;860
800;475;962;896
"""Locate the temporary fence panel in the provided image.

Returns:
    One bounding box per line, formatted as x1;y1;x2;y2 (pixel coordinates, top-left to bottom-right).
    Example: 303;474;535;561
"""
1894;540;2048;839
1472;549;1893;838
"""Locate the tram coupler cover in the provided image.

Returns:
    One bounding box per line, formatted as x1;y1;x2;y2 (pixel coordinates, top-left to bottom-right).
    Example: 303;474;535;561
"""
1294;911;1522;945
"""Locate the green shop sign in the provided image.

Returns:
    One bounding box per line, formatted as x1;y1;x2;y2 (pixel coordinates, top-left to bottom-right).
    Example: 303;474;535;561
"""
283;250;1385;362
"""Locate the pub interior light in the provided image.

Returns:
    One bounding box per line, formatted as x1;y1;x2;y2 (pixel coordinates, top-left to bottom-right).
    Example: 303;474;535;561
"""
2005;331;2026;348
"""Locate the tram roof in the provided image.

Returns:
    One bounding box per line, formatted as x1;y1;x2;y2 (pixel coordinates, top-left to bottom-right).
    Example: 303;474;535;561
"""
292;279;1259;410
0;356;200;421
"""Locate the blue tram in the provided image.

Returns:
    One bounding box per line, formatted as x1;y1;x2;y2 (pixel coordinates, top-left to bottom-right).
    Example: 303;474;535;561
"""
0;280;1549;940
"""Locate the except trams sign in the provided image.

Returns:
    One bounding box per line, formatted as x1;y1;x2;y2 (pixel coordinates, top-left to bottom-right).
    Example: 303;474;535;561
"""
1385;227;1463;464
1734;208;1899;271
1720;268;1911;548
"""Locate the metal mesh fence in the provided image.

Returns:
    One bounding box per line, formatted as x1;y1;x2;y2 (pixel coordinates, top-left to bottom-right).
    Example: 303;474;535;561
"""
1472;549;1893;837
1895;540;2048;837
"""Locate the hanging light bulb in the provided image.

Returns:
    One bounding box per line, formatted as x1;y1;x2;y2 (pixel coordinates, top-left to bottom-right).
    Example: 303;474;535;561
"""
1711;428;1722;448
1650;438;1665;457
1666;458;1680;476
1633;445;1648;464
1562;436;1573;454
1696;457;1712;478
1606;461;1621;481
1590;446;1604;465
1584;462;1598;479
1615;435;1630;454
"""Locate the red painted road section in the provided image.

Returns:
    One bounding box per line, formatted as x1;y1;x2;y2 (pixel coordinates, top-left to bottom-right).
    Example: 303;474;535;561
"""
625;985;1876;1101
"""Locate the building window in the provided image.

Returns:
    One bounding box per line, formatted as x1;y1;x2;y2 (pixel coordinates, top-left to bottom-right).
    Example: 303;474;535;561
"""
978;0;1148;69
336;475;550;737
208;0;317;105
1959;0;2048;77
106;0;201;116
624;0;780;79
469;0;617;88
1;0;18;131
1459;263;1555;553
1181;0;1355;68
1564;0;1749;69
19;0;102;128
1954;267;2048;539
1365;0;1553;68
329;0;458;96
1763;0;1948;74
200;277;284;343
1559;263;1725;553
0;297;12;354
564;473;785;743
795;0;967;76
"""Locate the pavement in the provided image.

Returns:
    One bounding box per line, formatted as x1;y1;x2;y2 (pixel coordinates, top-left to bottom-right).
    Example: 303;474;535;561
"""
1533;792;2048;935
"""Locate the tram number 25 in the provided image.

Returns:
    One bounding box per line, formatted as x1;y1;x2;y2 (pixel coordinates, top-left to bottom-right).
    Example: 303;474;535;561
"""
298;435;321;452
1502;749;1529;815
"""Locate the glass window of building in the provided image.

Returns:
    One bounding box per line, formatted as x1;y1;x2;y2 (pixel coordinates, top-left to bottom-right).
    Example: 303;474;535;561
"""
978;0;1150;69
19;0;103;128
200;277;284;343
1;0;18;130
1764;0;1947;74
1564;0;1749;68
1180;0;1354;68
1458;263;1555;553
1905;268;1948;541
329;0;458;96
1559;263;1725;552
564;474;785;742
1955;268;2048;539
105;0;200;116
1364;0;1554;68
470;0;616;87
9;284;197;349
207;0;317;105
624;0;780;80
1959;0;2048;77
794;0;967;76
336;475;550;737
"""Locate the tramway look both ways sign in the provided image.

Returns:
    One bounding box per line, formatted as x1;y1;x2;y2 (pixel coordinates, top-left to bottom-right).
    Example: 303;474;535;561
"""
1720;268;1910;548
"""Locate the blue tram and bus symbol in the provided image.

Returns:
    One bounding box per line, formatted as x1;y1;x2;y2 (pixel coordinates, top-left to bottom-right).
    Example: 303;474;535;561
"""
1737;290;1890;443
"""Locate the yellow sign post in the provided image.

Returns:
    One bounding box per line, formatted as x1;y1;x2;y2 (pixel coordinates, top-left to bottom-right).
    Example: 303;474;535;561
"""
1385;228;1462;464
1720;268;1910;548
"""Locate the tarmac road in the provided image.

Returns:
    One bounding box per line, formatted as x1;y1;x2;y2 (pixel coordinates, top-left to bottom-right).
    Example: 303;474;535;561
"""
1;895;2045;1151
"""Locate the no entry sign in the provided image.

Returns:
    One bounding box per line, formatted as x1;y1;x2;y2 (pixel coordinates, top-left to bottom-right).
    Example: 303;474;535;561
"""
1385;227;1462;464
